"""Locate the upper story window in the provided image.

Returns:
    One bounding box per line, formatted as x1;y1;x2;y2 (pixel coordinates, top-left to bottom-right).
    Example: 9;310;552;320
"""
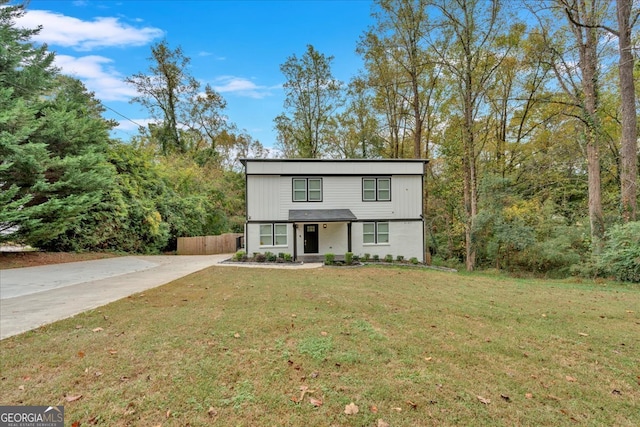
293;178;322;202
363;177;391;201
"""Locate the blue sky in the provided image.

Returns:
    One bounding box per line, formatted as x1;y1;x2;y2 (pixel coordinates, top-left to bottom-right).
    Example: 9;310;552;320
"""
16;0;376;149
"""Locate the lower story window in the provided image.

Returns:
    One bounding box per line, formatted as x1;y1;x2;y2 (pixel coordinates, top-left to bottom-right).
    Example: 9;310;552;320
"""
363;222;389;244
260;224;288;246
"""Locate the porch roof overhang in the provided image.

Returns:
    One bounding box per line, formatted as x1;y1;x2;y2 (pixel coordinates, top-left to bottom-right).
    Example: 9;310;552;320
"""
288;209;357;222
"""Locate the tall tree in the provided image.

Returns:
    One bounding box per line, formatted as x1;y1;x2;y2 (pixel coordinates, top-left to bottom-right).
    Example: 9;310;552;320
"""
358;32;412;158
0;2;56;241
427;0;510;271
126;40;228;156
332;76;384;159
367;0;435;159
275;44;343;158
1;3;116;248
17;75;119;249
612;0;637;222
538;0;611;253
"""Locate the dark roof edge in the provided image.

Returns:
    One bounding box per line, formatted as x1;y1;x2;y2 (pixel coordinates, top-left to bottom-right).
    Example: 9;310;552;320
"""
240;158;429;166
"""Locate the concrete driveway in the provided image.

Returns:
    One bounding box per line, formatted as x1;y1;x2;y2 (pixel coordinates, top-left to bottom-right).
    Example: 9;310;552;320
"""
0;255;323;340
0;255;228;340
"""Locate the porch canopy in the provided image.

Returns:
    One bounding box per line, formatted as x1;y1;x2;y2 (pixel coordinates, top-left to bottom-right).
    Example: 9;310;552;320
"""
288;209;357;222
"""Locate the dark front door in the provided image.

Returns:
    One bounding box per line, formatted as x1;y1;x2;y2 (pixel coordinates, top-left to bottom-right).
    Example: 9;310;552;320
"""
304;224;319;254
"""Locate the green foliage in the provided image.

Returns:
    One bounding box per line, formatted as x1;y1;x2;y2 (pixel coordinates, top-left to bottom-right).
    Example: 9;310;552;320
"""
324;253;335;265
410;257;419;265
345;251;354;265
384;254;393;263
513;226;587;278
396;255;404;262
598;222;640;282
363;253;371;261
372;254;380;262
275;45;343;158
283;253;293;262
233;251;246;261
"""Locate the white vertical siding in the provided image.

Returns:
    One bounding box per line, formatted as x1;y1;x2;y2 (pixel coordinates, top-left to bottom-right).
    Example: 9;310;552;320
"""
246;175;281;221
351;221;424;262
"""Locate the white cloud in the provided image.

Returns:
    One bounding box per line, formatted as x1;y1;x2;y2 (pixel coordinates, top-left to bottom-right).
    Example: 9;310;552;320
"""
15;10;163;50
198;51;226;60
54;54;137;101
114;118;157;132
212;76;276;99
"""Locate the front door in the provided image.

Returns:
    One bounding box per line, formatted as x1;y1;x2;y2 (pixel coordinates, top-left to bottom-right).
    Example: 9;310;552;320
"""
304;224;319;254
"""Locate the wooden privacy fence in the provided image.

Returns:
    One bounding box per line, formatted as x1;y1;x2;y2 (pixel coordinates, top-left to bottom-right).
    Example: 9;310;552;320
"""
177;233;244;255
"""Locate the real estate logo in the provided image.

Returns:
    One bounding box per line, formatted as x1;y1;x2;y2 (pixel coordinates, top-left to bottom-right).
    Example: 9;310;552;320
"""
0;406;64;427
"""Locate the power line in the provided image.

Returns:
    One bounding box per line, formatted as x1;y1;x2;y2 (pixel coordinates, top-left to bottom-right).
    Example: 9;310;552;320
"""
103;104;145;129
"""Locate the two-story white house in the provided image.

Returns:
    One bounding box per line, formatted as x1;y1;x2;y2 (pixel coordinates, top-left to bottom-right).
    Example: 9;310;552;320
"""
241;159;427;262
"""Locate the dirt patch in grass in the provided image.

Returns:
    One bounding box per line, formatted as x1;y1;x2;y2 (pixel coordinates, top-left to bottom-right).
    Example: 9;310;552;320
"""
1;266;638;426
0;251;120;269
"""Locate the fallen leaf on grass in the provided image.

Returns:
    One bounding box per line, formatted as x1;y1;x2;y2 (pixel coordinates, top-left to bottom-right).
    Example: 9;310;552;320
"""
565;375;577;382
71;422;80;427
407;400;417;409
500;394;511;402
477;395;491;405
321;331;328;336
233;333;241;338
77;351;85;358
578;332;588;337
525;393;533;399
344;402;359;415
108;349;118;355
370;405;378;413
377;419;390;427
207;407;218;417
65;394;83;402
309;397;323;407
166;409;171;418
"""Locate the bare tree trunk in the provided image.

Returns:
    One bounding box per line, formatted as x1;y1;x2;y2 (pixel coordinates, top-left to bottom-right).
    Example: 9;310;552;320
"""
560;0;606;253
464;89;477;271
580;2;605;253
617;0;638;222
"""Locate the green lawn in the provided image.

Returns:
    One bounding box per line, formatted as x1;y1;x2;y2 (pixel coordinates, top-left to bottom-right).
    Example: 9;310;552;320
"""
1;265;638;426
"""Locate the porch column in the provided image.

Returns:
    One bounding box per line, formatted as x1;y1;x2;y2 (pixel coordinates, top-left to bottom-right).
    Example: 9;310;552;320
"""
292;223;298;261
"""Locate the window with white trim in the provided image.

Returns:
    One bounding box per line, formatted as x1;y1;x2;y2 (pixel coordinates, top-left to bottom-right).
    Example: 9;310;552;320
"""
363;178;391;201
259;224;288;246
362;222;389;244
293;178;323;202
